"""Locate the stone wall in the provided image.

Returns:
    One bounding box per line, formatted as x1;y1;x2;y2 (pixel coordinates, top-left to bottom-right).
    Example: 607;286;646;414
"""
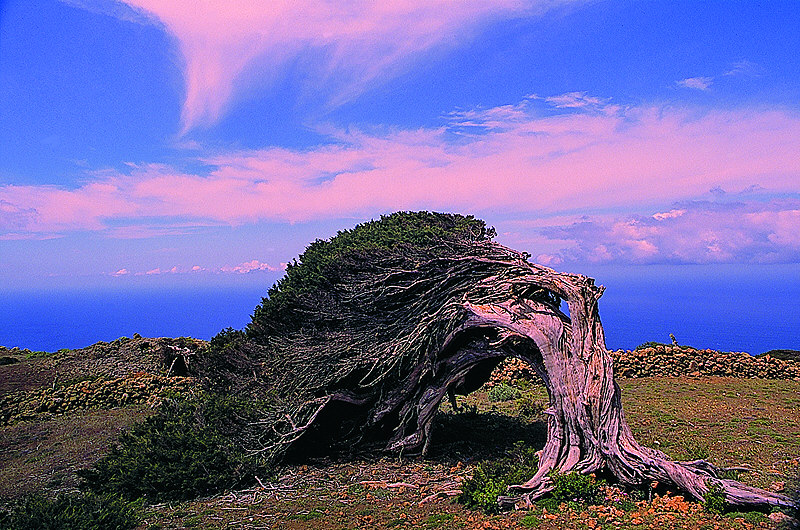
611;345;800;379
487;346;800;388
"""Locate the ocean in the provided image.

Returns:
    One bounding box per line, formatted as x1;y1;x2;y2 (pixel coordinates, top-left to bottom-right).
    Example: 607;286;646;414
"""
2;265;798;354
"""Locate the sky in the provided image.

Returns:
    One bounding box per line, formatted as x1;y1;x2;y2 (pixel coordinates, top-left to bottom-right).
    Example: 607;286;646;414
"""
1;1;800;306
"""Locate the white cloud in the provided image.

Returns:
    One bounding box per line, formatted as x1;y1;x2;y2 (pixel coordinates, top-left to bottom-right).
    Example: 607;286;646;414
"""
113;260;285;277
544;91;608;109
219;259;283;274
676;76;713;91
3;98;800;247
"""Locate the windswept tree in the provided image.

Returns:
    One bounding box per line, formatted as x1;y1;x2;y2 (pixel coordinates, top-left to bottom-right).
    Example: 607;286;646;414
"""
208;211;793;510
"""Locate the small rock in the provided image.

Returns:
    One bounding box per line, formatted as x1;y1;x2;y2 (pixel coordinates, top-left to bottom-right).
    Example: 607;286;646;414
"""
768;512;790;524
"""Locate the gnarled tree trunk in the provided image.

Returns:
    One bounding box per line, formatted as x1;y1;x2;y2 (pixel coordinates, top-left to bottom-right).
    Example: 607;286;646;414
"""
347;266;793;510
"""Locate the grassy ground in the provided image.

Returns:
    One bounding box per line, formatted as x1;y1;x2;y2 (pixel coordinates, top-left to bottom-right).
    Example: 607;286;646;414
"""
0;405;149;499
1;355;797;529
136;376;798;529
620;377;800;488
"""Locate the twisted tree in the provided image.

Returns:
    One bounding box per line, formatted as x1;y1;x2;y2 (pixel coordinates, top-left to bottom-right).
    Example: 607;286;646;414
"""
212;211;793;510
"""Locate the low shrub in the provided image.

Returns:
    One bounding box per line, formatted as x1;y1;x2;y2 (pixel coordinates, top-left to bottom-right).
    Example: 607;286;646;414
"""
0;492;140;530
458;442;539;514
725;511;768;524
487;383;522;403
607;486;645;511
79;395;257;502
635;341;669;351
760;349;800;362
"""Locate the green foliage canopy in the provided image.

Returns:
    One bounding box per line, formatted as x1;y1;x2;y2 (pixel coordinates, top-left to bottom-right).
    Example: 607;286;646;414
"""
249;211;495;334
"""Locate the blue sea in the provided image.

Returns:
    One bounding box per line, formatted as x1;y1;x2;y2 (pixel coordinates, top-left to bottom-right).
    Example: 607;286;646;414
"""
2;265;799;354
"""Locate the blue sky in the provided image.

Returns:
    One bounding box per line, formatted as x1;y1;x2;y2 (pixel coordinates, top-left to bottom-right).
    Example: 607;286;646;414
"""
1;0;800;292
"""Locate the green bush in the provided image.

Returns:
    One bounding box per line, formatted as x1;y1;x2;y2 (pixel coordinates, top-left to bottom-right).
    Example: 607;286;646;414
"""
613;488;644;511
79;397;254;502
759;349;800;362
634;340;696;351
635;341;669;350
548;471;605;506
458;442;539;514
702;480;727;514
0;492;140;530
520;514;541;527
487;383;522;403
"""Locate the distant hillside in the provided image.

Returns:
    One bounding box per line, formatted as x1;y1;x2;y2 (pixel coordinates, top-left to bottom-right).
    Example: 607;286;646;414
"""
759;349;800;363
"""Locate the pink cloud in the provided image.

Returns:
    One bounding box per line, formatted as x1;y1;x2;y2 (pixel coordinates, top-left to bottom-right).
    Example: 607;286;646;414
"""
0;182;135;234
2;98;799;253
535;199;800;264
114;0;562;132
652;209;686;221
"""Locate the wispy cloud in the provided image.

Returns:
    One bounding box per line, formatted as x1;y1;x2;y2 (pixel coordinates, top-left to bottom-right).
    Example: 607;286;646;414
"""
676;76;714;91
675;61;765;93
543;91;609;110
2;96;799;264
724;60;766;77
104;0;577;133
